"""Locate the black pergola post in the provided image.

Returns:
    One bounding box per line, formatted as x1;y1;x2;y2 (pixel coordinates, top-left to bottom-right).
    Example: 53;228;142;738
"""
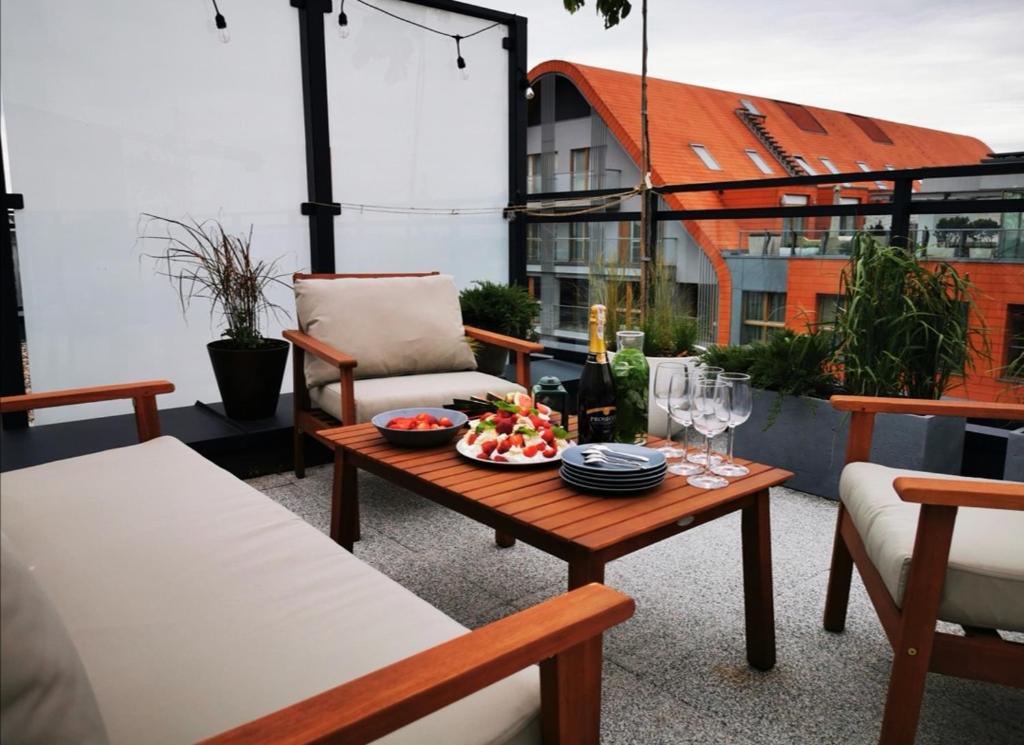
1;137;28;429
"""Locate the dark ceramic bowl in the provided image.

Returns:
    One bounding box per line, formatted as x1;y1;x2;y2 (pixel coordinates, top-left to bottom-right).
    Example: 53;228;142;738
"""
371;407;468;447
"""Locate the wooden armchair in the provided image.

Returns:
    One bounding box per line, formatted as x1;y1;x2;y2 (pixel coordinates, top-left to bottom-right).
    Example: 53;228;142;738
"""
824;395;1024;745
287;272;544;477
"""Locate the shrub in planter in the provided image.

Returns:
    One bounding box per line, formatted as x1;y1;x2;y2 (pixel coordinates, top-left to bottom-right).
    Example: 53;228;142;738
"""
458;281;540;376
141;215;290;420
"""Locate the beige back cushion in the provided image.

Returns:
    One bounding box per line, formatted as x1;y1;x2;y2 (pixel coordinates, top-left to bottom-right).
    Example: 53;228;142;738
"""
1;533;108;745
295;274;477;387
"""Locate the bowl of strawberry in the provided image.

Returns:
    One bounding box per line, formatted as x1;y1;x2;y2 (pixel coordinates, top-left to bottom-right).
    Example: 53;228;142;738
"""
455;393;573;465
371;407;468;447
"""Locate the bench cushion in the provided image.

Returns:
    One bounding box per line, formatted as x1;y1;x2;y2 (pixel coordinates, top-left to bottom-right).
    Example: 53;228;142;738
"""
1;534;109;745
312;371;526;423
296;274;477;387
0;438;540;745
840;462;1024;632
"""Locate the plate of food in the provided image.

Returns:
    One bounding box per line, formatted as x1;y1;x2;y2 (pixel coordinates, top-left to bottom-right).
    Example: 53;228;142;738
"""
455;392;574;465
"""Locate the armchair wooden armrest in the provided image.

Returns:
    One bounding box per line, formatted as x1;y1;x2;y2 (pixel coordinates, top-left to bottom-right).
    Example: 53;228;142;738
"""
0;380;174;442
202;583;635;745
830;395;1024;420
464;326;544;389
283;329;358;370
830;395;1024;464
894;477;1024;511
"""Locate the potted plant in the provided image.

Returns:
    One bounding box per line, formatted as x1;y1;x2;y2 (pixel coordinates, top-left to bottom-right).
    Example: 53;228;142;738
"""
141;214;290;420
458;280;540;376
707;233;988;498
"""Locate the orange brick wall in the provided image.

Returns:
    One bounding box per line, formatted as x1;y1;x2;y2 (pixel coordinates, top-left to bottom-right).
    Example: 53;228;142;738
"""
782;258;1024;403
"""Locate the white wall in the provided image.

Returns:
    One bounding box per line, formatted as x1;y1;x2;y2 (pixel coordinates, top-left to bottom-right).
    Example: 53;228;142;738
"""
2;0;308;423
327;0;509;288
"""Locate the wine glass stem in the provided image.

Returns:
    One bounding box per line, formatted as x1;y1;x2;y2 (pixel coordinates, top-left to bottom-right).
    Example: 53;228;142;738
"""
666;408;675;443
704;436;713;474
727;426;735;466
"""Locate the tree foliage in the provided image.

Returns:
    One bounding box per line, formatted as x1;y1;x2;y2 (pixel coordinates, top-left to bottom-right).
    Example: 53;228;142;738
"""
562;0;632;28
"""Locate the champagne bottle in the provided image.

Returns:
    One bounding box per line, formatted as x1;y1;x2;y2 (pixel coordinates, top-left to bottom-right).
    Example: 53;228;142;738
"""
577;304;617;444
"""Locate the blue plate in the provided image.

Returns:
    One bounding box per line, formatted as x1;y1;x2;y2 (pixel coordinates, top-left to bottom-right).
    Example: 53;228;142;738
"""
560;467;665;496
561;462;667;486
371;407;468;447
561;444;667;473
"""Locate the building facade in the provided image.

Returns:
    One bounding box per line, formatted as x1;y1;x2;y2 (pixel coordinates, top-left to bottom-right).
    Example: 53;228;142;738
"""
526;61;1022;401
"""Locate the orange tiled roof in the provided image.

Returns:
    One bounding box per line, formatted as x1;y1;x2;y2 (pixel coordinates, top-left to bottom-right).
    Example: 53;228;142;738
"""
529;60;992;249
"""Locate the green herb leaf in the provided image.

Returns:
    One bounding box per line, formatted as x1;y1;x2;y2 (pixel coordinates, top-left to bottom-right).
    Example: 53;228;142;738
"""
516;426;539;437
494;400;518;413
475;419;497;433
551;425;570;440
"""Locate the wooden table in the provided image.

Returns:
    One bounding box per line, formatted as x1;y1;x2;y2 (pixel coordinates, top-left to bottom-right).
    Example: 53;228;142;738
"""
324;422;793;671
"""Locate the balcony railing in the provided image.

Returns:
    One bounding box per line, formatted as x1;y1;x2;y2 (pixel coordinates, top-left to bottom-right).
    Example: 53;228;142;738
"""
526;235;678;266
527;169;622;195
737;226;1023;259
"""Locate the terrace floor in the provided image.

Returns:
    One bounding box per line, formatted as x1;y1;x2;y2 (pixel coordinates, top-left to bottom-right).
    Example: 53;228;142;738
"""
249;466;1024;745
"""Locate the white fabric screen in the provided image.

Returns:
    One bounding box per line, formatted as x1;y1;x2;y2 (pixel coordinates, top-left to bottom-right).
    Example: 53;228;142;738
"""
2;0;309;423
326;0;510;287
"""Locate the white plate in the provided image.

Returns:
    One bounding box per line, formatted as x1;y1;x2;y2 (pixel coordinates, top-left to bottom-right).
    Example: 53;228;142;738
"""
455;436;571;467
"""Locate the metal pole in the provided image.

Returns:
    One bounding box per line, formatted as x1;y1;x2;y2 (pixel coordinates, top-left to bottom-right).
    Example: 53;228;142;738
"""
1;137;28;428
505;16;528;286
890;177;913;250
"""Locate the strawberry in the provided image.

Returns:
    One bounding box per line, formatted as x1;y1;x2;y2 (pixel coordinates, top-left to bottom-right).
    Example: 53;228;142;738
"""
467;432;478;445
540;428;555;444
522;444;540;458
481;440;498;455
518;407;531;417
492;454;508;463
542;446;557;458
438;416;453;427
477;452;491;461
495;419;514;435
510;434;525;447
529;414;545;429
497;438;512;453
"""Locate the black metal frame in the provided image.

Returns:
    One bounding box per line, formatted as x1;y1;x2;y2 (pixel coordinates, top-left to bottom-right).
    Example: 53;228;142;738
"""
290;0;528;278
1;138;28;428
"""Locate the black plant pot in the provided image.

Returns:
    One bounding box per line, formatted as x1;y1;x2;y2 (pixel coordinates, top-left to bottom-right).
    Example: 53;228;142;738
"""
207;338;289;420
475;343;510;377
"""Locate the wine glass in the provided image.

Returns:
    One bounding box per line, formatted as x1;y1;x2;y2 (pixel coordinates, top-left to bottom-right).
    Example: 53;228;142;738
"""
652;361;687;458
687;380;732;489
666;370;703;476
686;365;724;466
712;373;752;477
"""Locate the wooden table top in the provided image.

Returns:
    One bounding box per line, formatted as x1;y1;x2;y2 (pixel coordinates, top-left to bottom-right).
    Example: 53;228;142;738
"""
324;422;793;556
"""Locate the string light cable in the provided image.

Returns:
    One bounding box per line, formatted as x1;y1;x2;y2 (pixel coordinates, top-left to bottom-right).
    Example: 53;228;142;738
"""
348;0;500;76
305;187;643;219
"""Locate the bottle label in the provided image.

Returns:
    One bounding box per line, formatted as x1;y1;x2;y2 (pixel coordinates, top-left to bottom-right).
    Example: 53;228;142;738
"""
585;406;616;439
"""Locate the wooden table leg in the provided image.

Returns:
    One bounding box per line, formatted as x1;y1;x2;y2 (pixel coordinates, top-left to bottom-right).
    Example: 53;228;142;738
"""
333;448;360;551
741;488;776;671
568;555;605;591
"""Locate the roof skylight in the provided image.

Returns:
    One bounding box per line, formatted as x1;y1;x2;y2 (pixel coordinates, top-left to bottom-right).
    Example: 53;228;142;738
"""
856;161;888;188
740;98;762;115
745;149;774;174
793;156;817;175
819;157;840;174
691;144;722;171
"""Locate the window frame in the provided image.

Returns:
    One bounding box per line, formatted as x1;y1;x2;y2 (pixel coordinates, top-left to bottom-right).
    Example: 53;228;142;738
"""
690;143;723;171
570;147;591;191
1004;304;1024;381
745;148;774;174
741;291;787;344
793;155;817;176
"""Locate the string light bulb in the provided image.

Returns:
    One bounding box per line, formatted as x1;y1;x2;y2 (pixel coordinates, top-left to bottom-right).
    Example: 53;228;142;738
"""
211;0;229;43
454;36;469;80
337;0;350;38
524;85;535;101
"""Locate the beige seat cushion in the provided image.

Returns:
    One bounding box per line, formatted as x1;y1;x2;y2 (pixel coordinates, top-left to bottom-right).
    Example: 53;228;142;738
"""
1;438;540;745
295;274;477;387
1;534;109;745
840;462;1024;632
312;371;526;423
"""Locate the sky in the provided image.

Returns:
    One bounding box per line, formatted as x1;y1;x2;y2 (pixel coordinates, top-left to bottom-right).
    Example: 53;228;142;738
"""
509;0;1024;153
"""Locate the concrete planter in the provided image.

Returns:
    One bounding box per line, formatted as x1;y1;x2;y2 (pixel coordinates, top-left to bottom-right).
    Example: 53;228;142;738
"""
733;389;966;499
1006;427;1024;482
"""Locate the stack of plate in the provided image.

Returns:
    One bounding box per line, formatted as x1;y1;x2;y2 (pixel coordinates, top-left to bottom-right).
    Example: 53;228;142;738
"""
559;444;668;496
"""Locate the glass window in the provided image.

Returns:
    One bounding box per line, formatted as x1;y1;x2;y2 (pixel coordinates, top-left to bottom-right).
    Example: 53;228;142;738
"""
819;157;840;175
691;144;722;171
558;278;589;332
740;98;762;115
745;149;774;174
857;160;887;189
816;294;843;329
793;156;817;175
1006;305;1024;379
838;196;860;233
527;153;541;194
570;148;590;190
741;291;787;344
781;194;808;246
568;222;589;264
